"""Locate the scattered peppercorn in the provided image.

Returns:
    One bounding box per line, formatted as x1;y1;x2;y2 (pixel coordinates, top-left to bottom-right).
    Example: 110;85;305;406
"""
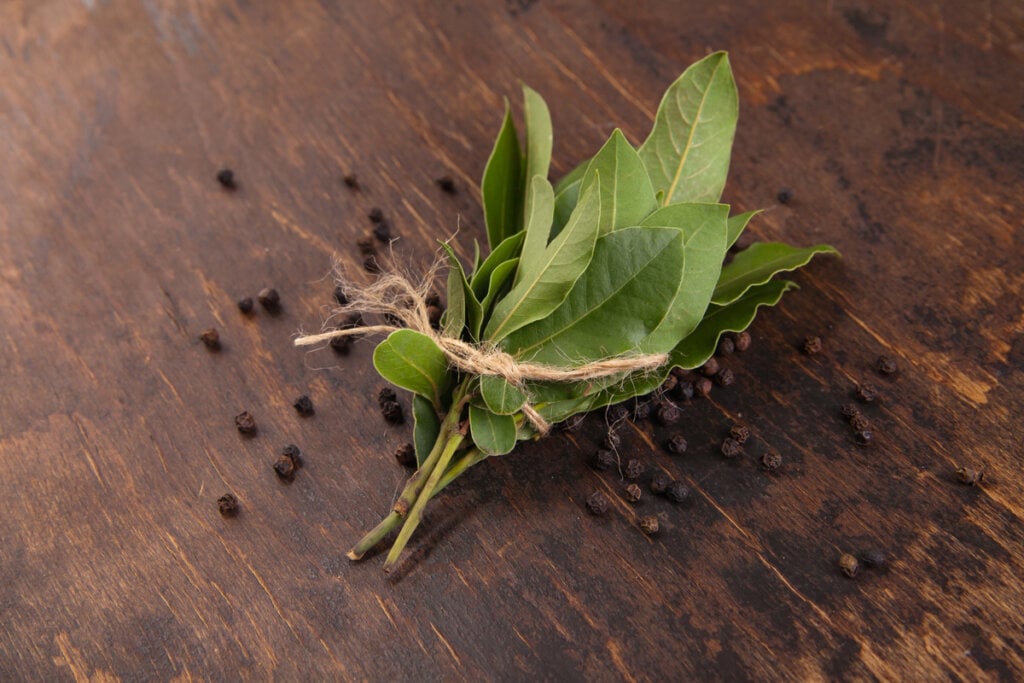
733;330;752;352
625;459;645;480
342;173;359;189
717;336;735;356
436;176;457;194
234;411;257;436
632;399;651;421
701;357;720;376
356;236;376;255
650;472;671;495
859;548;888;571
855;383;878;403
363;255;382;274
638;515;660;535
217;493;240;517
293;395;315;417
850;413;871;431
715;367;735;387
372;221;392;243
216;168;236;190
761;449;783;472
777;188;792;204
675;381;695;401
237;297;254;315
854;430;873;447
660;374;678;394
257;287;280;311
730;424;750;445
695;377;713;398
840;403;861;420
838;553;860;579
665;434;688;455
666;481;691;503
590;448;616;471
394;443;416;467
368;207;384;223
282;444;303;468
624;483;642;503
655;401;681;426
274;454;296;481
802;335;823;355
876;355;898;376
381;400;404;425
720;437;743;458
199;327;221;351
602;428;622;451
586;490;609;515
379;387;397;405
333;285;349;305
956;466;984;486
424;291;442;308
607;404;630;423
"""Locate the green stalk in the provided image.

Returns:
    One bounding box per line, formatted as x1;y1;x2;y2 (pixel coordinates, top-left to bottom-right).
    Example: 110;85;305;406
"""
384;427;465;570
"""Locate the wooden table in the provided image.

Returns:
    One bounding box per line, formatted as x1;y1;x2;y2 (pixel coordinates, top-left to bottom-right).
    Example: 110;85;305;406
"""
2;1;1022;679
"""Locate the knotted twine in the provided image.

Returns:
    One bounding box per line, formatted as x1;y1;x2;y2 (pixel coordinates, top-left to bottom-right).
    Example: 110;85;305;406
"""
294;259;668;435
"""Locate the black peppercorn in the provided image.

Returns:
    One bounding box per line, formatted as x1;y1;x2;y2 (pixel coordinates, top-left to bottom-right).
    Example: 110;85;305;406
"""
854;430;873;447
257;287;280;311
855;383;878;403
378;387;398;406
761;449;783;472
840;403;861;420
394;443;416;467
329;334;351;355
665;434;688;455
720;437;743;458
655;401;681;426
956;466;984;486
675;381;695;401
639;515;660;535
733;331;752;351
590;448;616;471
342;173;359;189
381;400;404;425
368;207;384;223
333;286;349;305
624;484;642;504
274;454;296;481
632;399;652;421
803;335;823;355
666;481;691;503
876;355;898;375
850;414;871;431
199;327;221;351
216;168;236;189
586;490;609;515
859;548;888;571
839;553;860;579
282;444;303;468
436;176;457;194
701;357;720;376
717;337;735;356
237;297;254;315
293;395;315;417
625;459;645;480
729;424;750;445
695;377;713;398
217;493;240;517
234;411;257;436
650;471;671;495
715;368;735;387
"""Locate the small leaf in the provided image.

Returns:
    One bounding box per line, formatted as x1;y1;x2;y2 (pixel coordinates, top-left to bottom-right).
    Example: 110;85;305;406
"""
672;279;797;369
511;175;556;288
578;129;657;234
470;231;524;300
522;85;553;194
469;404;517;455
479;375;527;415
412;395;441;467
726;210;759;250
712;242;838;306
476;258;519;337
504;226;685;365
637;202;729;352
551;157;590;238
372;329;450;408
485;177;600;342
440;243;482;340
481;101;523;250
638;51;738;205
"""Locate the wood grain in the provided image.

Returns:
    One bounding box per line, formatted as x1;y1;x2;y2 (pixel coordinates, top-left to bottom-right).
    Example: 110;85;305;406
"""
1;0;1022;679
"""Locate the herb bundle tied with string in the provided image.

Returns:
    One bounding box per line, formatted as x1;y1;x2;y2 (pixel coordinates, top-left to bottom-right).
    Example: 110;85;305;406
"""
296;52;837;571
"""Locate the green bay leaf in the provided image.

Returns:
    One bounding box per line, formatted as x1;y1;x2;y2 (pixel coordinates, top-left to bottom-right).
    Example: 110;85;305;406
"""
726;210;759;250
372;329;451;409
712;242;838;306
672;279;797;369
440;243;481;340
638;202;729;352
481;101;523;250
638;51;738;206
503;226;684;365
475;257;519;338
469;404;517;455
484;177;600;342
579;129;657;234
470;231;524;300
479;375;527;415
522;85;553;194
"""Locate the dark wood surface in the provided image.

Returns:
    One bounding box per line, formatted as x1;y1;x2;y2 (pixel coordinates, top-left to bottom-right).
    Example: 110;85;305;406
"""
2;1;1023;679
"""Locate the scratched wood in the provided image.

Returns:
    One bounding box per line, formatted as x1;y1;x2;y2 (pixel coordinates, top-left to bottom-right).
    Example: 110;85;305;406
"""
1;0;1022;679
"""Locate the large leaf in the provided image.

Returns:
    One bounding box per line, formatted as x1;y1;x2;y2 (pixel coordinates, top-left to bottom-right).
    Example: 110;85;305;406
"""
726;210;759;250
484;178;600;342
637;202;729;352
469;404;517;455
712;242;838;305
412;395;441;467
373;330;451;408
510;175;556;289
522;85;553;192
440;243;482;340
551;157;589;238
479;375;527;415
672;279;797;369
578;129;657;234
470;231;524;300
638;51;738;206
481;102;523;250
503;226;684;366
